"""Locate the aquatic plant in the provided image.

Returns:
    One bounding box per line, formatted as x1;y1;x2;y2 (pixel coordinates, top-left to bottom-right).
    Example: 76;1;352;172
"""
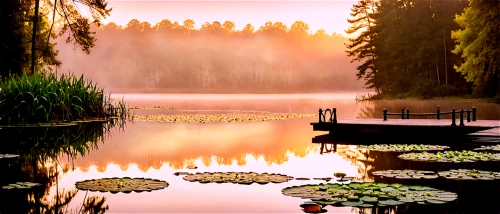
372;170;438;179
0;72;128;125
333;172;354;182
75;177;168;193
358;144;449;152
398;151;500;162
2;182;41;189
438;169;500;180
0;154;19;159
132;113;316;123
474;145;500;152
182;172;294;184
129;105;174;110
282;182;458;207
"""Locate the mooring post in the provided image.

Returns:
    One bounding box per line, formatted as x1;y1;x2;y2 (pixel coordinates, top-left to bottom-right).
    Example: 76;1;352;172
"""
319;108;323;123
459;109;464;126
467;109;471;122
333;108;337;124
401;108;405;120
437;106;440;120
406;108;410;119
383;109;387;121
451;108;456;126
472;107;476;121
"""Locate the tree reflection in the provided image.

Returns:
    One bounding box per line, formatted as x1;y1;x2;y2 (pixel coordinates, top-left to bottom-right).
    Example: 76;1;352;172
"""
0;120;124;213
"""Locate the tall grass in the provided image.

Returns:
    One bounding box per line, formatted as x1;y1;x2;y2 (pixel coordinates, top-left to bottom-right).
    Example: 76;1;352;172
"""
0;72;127;125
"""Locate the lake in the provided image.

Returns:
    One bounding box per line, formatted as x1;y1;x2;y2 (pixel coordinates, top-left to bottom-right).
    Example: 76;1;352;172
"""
1;93;499;213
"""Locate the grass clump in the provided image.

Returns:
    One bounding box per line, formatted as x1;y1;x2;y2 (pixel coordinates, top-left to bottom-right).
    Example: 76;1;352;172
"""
0;72;126;125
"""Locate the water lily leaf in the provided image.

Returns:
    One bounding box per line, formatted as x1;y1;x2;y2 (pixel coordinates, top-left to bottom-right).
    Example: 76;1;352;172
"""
379;200;405;206
355;203;374;208
75;177;168;193
426;199;447;204
361;196;378;203
341;201;363;207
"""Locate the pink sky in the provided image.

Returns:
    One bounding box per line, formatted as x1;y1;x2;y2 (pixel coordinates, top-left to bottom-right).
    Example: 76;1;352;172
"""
103;0;355;35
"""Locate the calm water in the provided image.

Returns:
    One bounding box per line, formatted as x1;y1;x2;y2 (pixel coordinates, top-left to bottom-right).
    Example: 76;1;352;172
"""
1;93;499;213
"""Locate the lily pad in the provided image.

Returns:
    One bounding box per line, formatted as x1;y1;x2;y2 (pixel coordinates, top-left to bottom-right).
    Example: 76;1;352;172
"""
0;154;20;159
398;151;500;162
473;145;500;152
372;169;438;180
282;182;457;208
181;172;293;185
438;169;500;181
75;177;168;193
379;200;405;206
358;144;449;152
2;182;41;189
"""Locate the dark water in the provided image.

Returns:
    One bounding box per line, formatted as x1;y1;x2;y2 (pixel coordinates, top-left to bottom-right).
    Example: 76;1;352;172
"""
0;93;499;213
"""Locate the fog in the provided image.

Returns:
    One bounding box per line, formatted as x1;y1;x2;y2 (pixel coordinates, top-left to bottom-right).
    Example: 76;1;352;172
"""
54;19;366;93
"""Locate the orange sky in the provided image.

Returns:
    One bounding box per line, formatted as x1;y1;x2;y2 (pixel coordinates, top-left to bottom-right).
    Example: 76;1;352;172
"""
103;0;355;36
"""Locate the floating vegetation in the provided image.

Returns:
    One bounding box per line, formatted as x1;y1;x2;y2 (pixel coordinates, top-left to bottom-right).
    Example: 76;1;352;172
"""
358;144;449;152
282;182;458;207
174;172;190;176
438;169;500;180
372;170;438;179
0;154;20;159
333;172;353;182
75;177;169;193
182;172;294;184
132;113;317;123
129;105;174;110
296;178;311;181
474;145;500;152
187;165;198;169
398;151;500;162
2;182;41;189
313;177;332;182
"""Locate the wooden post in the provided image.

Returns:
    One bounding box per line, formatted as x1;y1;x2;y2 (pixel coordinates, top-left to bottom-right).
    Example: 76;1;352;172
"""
406;108;410;119
401;108;405;120
459;109;464;126
333;108;337;124
437;106;440;120
383;109;387;121
319;108;323;123
451;108;456;126
472;107;476;121
467;109;471;122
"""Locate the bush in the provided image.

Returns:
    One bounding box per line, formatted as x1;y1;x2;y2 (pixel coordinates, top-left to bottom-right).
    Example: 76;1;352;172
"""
0;72;125;124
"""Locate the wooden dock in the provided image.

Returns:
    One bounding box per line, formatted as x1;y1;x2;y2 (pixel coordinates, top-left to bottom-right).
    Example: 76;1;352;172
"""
311;107;500;143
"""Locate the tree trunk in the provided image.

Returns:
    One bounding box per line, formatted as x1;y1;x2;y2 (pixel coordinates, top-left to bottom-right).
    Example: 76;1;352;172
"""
31;0;40;75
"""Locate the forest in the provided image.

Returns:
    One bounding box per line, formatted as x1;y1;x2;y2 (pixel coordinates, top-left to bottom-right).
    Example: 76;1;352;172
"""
55;20;365;92
345;0;500;99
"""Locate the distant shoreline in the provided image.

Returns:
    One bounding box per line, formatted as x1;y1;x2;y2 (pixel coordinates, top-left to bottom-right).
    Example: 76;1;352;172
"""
105;88;372;95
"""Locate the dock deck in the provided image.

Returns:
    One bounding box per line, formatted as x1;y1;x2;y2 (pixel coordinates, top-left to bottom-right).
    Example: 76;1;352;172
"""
311;107;499;142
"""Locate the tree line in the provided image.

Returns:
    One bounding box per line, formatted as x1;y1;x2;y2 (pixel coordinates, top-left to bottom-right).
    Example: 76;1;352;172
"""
346;0;500;98
55;19;365;92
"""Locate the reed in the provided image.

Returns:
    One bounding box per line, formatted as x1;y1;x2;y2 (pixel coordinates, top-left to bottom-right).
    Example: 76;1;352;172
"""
0;72;127;125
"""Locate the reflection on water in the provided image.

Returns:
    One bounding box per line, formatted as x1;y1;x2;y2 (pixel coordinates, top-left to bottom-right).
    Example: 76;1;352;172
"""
1;94;499;213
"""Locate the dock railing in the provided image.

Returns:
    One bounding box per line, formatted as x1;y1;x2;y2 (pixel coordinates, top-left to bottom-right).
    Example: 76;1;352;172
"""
383;106;476;126
317;107;477;127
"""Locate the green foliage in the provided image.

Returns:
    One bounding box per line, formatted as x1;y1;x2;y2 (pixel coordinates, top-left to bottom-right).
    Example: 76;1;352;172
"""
345;0;482;98
452;0;500;98
0;72;126;124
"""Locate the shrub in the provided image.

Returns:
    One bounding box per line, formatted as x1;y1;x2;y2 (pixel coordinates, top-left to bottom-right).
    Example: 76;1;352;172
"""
0;72;125;125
